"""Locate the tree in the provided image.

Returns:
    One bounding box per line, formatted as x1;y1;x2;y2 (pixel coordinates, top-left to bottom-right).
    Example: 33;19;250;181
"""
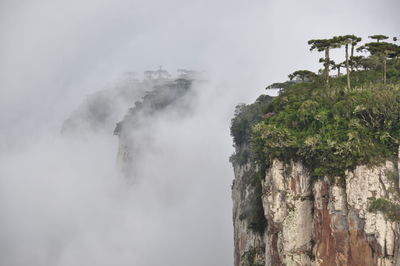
368;34;389;43
342;37;351;89
364;42;399;83
288;70;317;81
333;35;362;90
387;43;400;67
349;56;365;71
308;38;340;85
155;66;170;79
349;36;362;70
329;60;343;76
266;81;295;92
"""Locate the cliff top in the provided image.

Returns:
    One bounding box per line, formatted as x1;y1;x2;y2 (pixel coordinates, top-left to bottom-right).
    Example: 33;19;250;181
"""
231;34;400;179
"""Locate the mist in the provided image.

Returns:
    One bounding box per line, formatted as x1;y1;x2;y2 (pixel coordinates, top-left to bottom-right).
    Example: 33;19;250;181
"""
0;0;399;265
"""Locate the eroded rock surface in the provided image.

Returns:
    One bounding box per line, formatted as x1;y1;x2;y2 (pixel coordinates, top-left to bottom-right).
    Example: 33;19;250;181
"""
232;158;400;266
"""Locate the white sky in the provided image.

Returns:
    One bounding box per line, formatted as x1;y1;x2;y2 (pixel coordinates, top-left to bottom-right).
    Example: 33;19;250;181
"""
0;0;398;265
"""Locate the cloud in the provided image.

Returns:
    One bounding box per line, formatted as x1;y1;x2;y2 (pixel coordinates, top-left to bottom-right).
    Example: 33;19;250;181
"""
0;0;398;265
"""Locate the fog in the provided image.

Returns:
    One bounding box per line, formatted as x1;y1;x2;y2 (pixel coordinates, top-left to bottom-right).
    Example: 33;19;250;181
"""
0;0;399;265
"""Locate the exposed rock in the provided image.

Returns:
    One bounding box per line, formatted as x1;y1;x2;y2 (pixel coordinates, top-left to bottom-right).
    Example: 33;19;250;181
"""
262;160;313;266
232;162;266;266
232;157;400;266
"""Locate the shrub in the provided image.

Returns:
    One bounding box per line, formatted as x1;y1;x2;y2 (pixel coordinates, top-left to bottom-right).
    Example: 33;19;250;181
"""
252;82;400;178
369;198;400;221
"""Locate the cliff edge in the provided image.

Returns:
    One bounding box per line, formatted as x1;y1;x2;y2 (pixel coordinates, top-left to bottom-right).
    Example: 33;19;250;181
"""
231;81;400;265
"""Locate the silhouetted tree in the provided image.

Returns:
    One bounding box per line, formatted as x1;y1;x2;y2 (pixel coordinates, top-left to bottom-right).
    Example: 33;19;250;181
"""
155;66;170;79
368;35;389;43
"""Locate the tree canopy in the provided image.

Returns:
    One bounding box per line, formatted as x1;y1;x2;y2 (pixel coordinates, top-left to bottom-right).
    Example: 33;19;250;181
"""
288;70;317;81
369;34;389;42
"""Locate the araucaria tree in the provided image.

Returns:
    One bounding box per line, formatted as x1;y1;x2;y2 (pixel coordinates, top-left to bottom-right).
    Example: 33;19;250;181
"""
288;70;317;82
350;36;362;70
308;38;340;86
333;35;362;90
329;60;343;77
368;34;389;43
364;41;399;83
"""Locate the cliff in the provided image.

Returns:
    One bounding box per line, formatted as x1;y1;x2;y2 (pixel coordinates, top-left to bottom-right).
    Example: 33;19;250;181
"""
114;77;194;178
231;84;400;265
233;157;400;266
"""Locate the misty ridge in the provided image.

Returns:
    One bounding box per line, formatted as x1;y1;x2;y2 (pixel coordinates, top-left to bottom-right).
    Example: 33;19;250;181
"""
0;66;233;266
63;67;204;179
61;68;198;136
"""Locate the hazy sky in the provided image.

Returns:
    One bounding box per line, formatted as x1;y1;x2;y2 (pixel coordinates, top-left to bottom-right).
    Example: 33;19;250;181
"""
0;0;399;265
0;0;399;134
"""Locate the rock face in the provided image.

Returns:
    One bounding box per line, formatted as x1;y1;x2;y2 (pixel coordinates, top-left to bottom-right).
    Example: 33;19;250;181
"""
232;157;400;266
232;162;266;266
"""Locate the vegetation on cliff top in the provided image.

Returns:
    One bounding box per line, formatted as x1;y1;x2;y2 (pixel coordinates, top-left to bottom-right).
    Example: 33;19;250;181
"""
253;82;400;178
231;34;400;232
114;69;196;136
232;34;400;179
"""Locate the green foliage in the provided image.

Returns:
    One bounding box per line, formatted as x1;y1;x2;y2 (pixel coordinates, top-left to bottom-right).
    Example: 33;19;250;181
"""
369;35;389;42
252;80;400;178
230;95;274;149
230;34;400;237
308;38;338;52
234;163;267;234
230;98;270;234
266;81;296;91
369;198;400;221
288;70;317;82
229;149;250;166
242;247;264;266
230;95;271;234
247;179;266;234
364;42;399;56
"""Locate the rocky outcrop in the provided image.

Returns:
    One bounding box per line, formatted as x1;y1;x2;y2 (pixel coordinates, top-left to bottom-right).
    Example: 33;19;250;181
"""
232;158;400;265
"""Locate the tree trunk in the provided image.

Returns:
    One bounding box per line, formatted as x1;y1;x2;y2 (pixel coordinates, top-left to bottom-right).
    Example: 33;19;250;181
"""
325;48;330;86
383;57;387;84
350;44;355;71
345;44;350;90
